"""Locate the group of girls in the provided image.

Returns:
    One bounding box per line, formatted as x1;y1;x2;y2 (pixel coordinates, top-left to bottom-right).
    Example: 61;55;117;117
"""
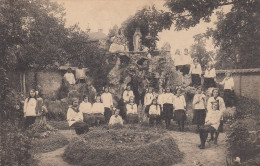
142;86;187;131
189;58;235;108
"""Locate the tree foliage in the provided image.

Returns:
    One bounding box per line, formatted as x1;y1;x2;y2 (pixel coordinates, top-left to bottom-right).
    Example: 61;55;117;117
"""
190;34;215;69
165;0;260;69
0;0;69;70
121;5;173;51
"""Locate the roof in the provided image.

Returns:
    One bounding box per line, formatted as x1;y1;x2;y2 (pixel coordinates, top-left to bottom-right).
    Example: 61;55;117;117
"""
88;31;107;41
216;68;260;74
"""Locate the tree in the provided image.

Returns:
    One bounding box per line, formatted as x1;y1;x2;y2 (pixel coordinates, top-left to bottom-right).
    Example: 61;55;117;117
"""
164;0;260;69
121;5;173;51
190;34;215;69
0;0;68;70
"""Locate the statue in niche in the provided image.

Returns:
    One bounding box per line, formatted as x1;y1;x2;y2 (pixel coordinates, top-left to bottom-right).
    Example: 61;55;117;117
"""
109;28;129;53
133;27;142;52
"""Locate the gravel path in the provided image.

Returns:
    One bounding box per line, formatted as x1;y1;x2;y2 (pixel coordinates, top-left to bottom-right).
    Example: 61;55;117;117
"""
170;131;228;166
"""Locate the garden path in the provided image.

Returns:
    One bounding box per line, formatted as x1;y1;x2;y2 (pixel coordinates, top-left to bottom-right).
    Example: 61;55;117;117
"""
36;129;227;166
37;130;78;166
169;131;228;166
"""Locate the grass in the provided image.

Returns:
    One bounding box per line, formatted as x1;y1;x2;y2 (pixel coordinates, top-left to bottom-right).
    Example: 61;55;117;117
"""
48;120;70;130
32;132;69;153
63;125;183;166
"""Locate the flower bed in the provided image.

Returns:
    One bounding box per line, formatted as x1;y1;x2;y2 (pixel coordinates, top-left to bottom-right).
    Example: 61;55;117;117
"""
63;126;183;166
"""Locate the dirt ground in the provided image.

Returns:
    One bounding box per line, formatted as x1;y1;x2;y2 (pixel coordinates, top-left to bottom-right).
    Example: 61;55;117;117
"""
36;129;227;166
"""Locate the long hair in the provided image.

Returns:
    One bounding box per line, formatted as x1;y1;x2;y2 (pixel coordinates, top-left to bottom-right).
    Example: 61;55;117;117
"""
27;89;37;103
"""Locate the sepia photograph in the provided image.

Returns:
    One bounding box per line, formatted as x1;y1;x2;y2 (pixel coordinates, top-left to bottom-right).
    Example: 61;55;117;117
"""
0;0;259;165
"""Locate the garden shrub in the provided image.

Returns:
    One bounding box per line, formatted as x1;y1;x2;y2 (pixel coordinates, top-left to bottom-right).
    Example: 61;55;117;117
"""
227;121;259;162
63;126;183;166
0;121;37;166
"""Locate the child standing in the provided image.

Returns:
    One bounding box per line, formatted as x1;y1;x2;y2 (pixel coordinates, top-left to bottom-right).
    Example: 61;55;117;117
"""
126;96;138;123
101;86;113;123
189;58;202;87
219;71;235;108
144;87;154;117
204;62;216;90
23;89;38;129
192;86;206;131
92;96;105;126
123;84;135;104
173;87;187;131
149;99;161;126
163;87;174;129
64;68;76;85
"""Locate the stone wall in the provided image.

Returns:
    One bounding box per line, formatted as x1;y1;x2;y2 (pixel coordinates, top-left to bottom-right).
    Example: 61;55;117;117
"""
36;71;63;99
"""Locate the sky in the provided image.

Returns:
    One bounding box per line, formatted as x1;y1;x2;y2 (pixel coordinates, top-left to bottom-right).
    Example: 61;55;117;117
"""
54;0;227;54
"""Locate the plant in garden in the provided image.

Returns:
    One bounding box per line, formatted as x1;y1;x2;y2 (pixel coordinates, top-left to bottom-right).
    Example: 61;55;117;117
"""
227;121;258;162
0;121;37;166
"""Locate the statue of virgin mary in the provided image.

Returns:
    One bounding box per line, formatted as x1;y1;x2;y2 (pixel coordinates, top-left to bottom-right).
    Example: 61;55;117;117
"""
133;27;142;52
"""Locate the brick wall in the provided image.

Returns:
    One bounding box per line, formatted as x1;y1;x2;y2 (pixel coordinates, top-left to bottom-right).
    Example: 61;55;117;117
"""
216;69;260;104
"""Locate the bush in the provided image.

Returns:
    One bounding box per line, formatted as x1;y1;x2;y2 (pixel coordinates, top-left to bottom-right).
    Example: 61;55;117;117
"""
0;121;37;166
63;126;183;166
227;121;259;162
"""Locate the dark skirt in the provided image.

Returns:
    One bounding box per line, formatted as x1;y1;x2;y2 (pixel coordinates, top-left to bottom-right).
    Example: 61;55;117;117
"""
71;121;89;135
174;109;186;121
204;77;216;89
93;113;105;122
192;109;206;125
24;116;36;129
83;113;95;124
127;114;139;123
149;114;161;125
176;65;183;72
182;65;190;76
191;74;201;87
224;89;235;107
144;105;151;115
104;107;112;123
162;104;174;120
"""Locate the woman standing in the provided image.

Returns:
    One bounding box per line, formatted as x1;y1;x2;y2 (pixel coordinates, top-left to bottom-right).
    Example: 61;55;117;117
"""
173;87;187;131
149;99;161;126
144;87;154;117
192;86;206;131
204;62;216;90
126;96;138;123
189;58;202;87
163;87;174;129
219;71;235;108
23;89;38;129
182;48;192;76
101;86;113;123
